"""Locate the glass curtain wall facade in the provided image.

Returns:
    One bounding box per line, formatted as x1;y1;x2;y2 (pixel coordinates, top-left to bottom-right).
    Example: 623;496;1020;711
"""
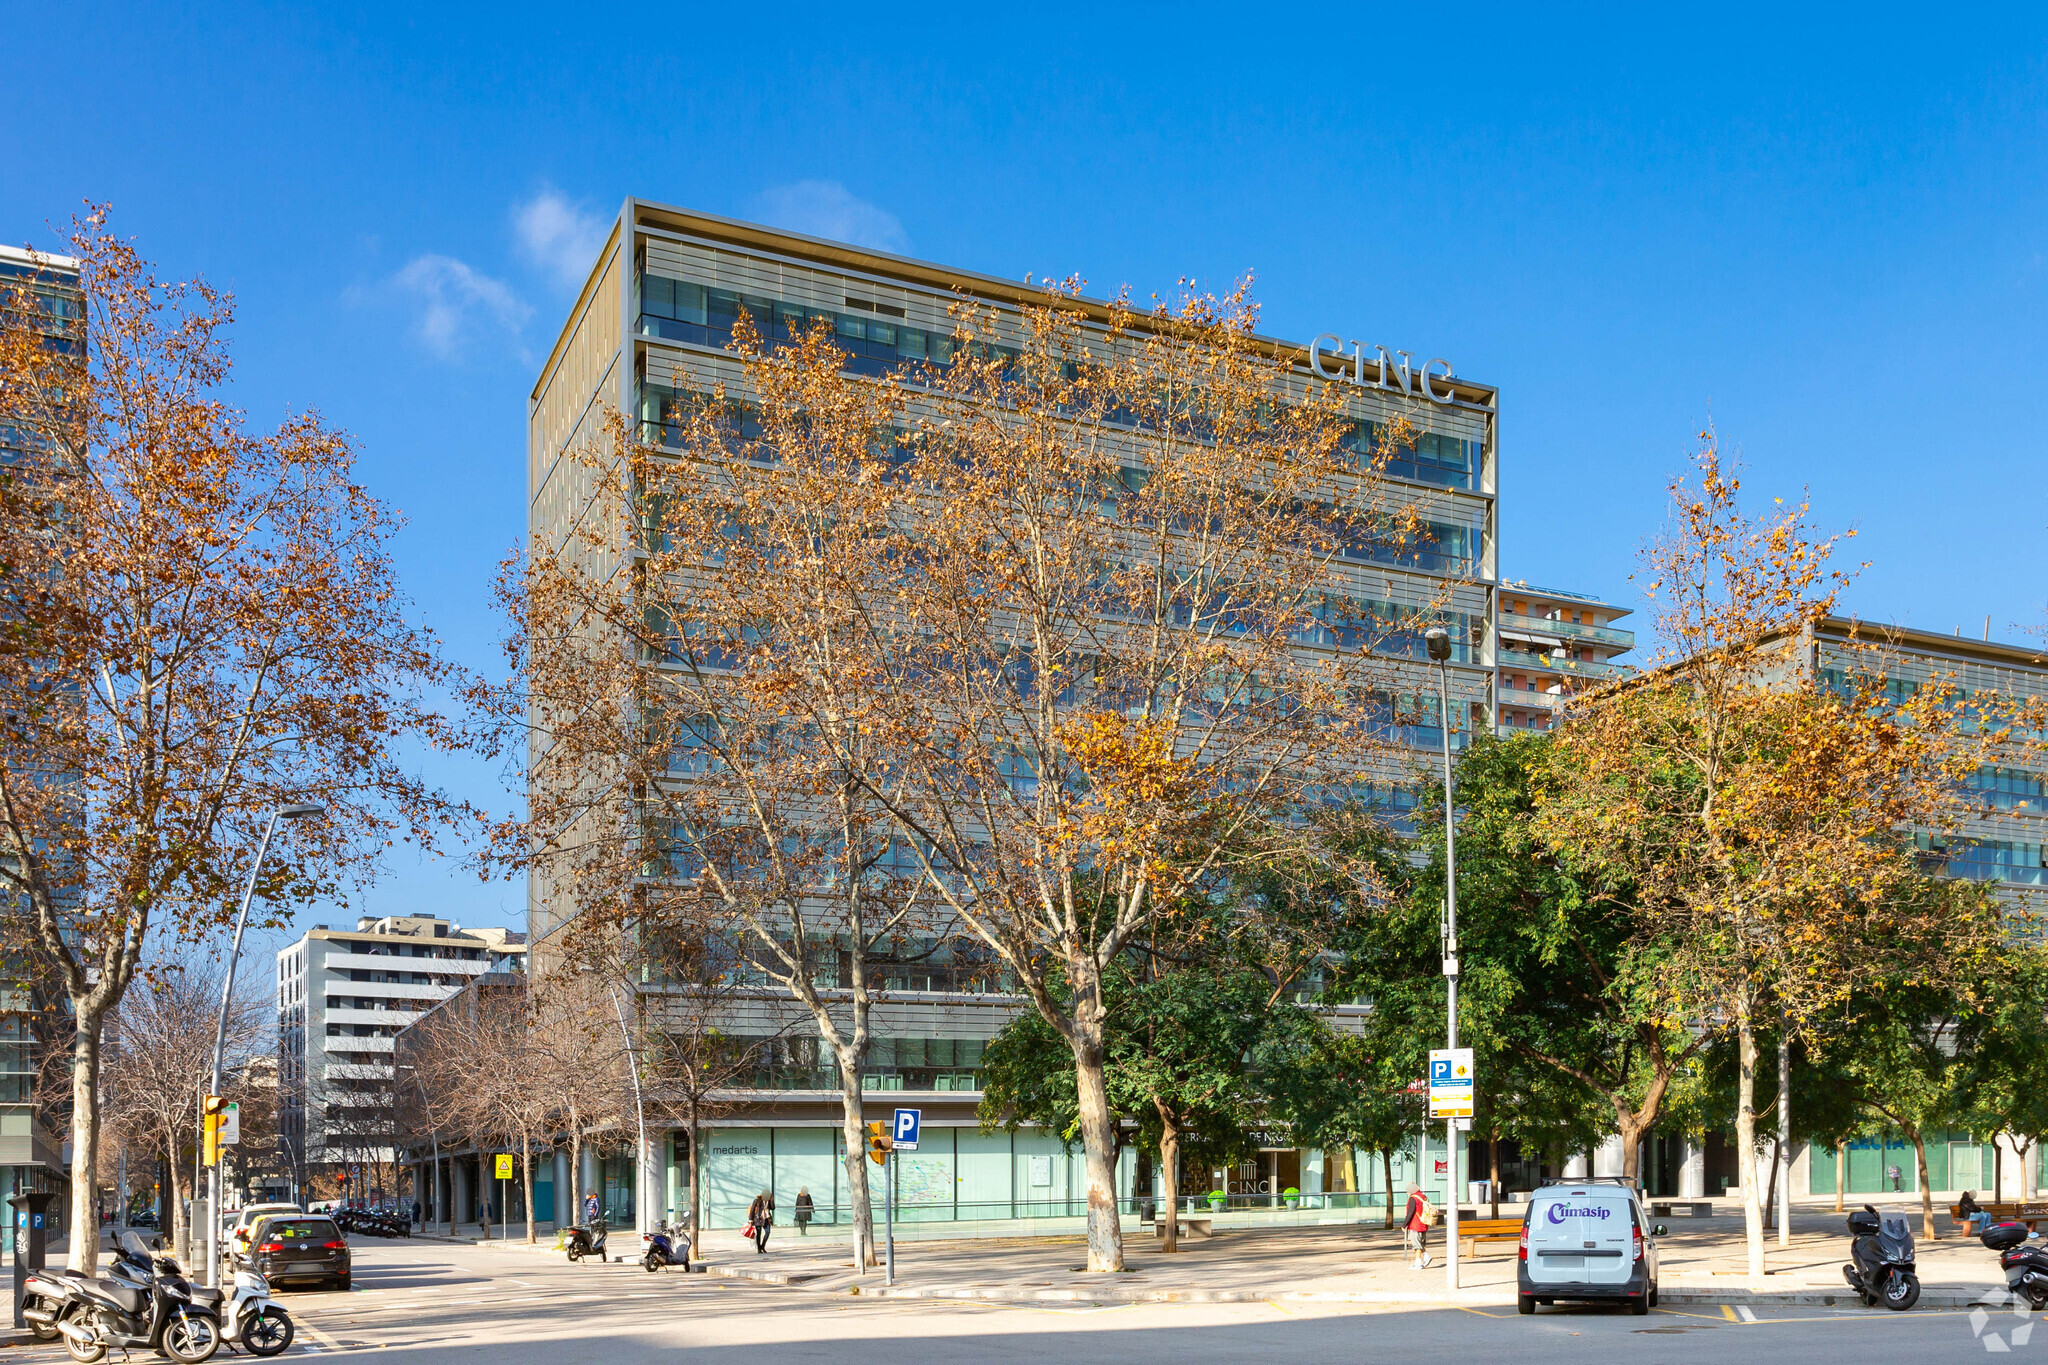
528;201;1502;1231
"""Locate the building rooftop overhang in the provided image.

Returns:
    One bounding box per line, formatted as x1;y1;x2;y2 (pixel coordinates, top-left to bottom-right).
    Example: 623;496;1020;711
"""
532;197;1500;414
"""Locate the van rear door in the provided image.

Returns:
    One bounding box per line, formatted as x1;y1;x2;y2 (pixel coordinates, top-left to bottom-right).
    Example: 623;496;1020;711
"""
1527;1189;1634;1284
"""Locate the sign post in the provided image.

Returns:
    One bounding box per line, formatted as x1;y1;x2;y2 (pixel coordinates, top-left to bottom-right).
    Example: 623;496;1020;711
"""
887;1110;919;1286
1430;1048;1474;1289
495;1154;513;1242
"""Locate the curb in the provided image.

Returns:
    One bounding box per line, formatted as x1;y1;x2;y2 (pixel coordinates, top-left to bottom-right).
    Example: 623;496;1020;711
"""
703;1262;2008;1310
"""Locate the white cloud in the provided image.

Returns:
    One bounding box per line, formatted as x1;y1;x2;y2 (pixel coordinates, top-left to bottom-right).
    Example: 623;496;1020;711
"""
514;188;610;290
753;181;910;254
388;254;531;362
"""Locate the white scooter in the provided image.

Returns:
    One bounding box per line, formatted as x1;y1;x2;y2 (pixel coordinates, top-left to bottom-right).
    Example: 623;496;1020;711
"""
219;1270;294;1357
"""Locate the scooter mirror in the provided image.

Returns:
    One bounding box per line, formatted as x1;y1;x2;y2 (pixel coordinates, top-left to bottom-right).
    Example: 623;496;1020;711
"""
1653;1224;1668;1237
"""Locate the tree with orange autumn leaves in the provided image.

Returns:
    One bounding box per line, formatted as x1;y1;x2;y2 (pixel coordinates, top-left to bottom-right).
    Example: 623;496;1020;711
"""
0;214;475;1269
1539;433;2037;1282
499;282;1457;1272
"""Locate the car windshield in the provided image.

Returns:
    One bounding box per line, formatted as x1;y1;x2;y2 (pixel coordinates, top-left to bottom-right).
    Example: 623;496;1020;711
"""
264;1220;340;1243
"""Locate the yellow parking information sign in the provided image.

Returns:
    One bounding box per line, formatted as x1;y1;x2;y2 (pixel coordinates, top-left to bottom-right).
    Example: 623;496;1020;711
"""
495;1154;514;1180
1428;1048;1474;1119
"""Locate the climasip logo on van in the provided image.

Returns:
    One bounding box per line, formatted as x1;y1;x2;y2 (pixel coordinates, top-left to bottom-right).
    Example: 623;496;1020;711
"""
1546;1204;1614;1225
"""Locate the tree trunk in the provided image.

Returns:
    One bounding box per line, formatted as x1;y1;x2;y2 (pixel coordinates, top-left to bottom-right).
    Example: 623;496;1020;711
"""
1734;991;1766;1283
685;1110;701;1264
1776;1028;1791;1247
567;1113;582;1227
1909;1128;1937;1239
170;1164;189;1268
1760;1137;1783;1230
522;1134;537;1244
1068;1001;1124;1272
1834;1139;1846;1213
834;1052;877;1270
1156;1103;1180;1254
1617;1114;1647;1182
67;1014;105;1273
1382;1149;1395;1228
1996;1139;2005;1203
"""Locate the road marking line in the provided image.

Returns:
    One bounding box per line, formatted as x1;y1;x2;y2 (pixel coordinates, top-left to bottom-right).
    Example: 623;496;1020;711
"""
1722;1305;1739;1321
1736;1306;1759;1323
297;1318;347;1352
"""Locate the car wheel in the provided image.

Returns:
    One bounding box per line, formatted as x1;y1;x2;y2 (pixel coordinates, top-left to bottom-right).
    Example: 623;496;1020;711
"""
1649;1283;1659;1308
1630;1295;1649;1316
1517;1295;1535;1315
334;1274;351;1292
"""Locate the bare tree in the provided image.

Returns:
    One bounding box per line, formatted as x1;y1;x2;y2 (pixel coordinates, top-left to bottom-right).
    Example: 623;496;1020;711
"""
0;215;478;1269
100;955;264;1259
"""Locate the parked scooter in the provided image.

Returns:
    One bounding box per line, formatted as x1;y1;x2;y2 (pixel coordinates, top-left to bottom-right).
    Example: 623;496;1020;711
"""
1842;1205;1920;1310
55;1231;220;1363
640;1222;690;1273
218;1268;294;1357
562;1216;608;1263
1981;1221;2048;1310
21;1269;91;1342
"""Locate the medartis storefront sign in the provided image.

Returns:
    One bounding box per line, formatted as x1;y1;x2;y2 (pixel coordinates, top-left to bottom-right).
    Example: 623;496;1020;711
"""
1307;335;1460;405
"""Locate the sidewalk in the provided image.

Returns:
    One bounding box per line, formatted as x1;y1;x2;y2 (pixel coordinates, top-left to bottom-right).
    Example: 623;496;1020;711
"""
689;1203;2016;1309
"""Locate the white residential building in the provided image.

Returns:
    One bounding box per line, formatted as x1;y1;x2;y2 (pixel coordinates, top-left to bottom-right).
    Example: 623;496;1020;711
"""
275;916;525;1189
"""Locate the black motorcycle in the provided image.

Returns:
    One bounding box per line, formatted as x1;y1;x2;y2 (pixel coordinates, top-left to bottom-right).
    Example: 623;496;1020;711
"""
55;1231;220;1363
1842;1204;1920;1310
1982;1221;2048;1309
563;1216;608;1263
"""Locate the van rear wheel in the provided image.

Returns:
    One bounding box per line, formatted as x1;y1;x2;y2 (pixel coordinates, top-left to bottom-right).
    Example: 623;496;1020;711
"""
1629;1295;1649;1316
1517;1295;1535;1315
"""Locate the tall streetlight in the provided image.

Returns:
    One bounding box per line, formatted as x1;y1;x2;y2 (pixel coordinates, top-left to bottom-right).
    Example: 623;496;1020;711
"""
203;803;323;1285
1423;627;1462;1292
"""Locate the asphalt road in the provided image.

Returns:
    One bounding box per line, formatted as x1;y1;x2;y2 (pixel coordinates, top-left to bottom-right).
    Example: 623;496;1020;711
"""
16;1236;2022;1363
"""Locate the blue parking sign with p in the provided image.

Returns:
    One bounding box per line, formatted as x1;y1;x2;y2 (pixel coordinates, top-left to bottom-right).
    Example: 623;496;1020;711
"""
892;1108;921;1150
1431;1057;1454;1084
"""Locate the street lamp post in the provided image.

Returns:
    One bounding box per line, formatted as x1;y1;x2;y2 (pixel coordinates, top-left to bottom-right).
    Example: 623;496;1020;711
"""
203;803;323;1287
1424;627;1462;1293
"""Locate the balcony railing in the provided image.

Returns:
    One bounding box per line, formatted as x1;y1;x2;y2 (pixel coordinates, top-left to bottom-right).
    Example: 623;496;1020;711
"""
1499;612;1636;650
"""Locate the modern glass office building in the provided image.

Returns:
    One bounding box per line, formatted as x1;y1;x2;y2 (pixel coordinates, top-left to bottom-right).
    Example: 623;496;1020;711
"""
0;244;81;1237
525;200;1503;1230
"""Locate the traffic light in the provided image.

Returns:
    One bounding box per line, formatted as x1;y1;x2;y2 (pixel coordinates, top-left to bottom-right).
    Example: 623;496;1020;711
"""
865;1121;893;1166
202;1095;226;1165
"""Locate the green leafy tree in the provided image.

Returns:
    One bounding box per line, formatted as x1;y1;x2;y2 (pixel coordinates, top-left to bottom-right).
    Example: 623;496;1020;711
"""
978;926;1278;1252
1413;732;1706;1182
1954;945;2048;1201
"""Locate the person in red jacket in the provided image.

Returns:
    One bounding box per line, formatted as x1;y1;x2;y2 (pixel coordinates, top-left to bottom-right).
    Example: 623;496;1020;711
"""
1404;1184;1436;1269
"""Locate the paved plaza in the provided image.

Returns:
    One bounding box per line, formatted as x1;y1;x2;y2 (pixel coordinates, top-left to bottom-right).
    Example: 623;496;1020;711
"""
11;1210;2028;1364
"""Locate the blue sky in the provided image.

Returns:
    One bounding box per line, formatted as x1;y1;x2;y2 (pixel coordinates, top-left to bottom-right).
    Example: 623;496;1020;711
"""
8;4;2047;936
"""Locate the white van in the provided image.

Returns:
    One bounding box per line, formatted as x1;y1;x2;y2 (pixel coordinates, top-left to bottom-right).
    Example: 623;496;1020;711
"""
1517;1180;1662;1315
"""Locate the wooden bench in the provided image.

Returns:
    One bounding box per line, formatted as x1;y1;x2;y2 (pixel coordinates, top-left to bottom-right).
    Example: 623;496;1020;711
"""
1454;1217;1524;1256
1651;1202;1713;1217
1953;1201;2048;1231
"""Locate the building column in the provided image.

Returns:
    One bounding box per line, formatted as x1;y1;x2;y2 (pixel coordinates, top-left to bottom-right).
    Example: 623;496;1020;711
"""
554;1149;571;1225
452;1158;471;1226
579;1144;598;1218
1591;1135;1625;1178
1678;1140;1706;1199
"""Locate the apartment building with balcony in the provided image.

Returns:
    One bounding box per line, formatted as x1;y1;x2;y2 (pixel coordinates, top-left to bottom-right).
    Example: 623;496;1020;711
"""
525;200;1502;1232
1495;583;1636;732
276;916;525;1193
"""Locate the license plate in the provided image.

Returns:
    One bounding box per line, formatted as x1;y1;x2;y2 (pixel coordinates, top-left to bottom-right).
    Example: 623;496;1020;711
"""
1544;1254;1586;1268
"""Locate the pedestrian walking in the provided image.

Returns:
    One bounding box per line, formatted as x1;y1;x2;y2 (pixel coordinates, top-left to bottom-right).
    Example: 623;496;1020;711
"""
584;1190;600;1227
746;1190;775;1255
1887;1164;1903;1193
412;1199;422;1227
794;1188;814;1236
1403;1183;1436;1269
